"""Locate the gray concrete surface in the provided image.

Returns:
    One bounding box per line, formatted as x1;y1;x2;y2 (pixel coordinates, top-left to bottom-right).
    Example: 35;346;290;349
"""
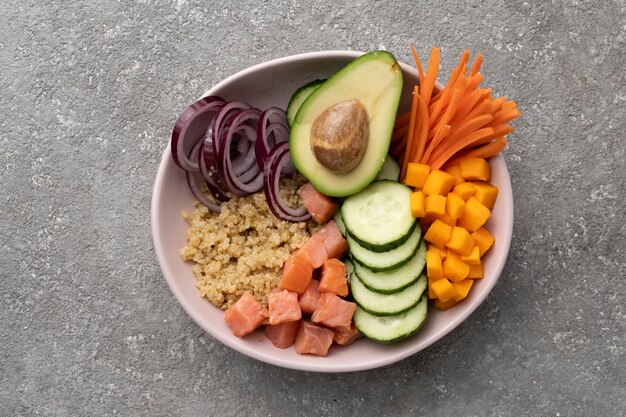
1;0;624;416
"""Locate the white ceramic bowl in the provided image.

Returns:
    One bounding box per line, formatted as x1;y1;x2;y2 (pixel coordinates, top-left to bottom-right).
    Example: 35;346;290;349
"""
151;51;513;372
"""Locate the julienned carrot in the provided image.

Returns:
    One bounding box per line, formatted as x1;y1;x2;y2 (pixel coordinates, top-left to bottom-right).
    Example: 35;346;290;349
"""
469;54;483;76
429;83;464;140
488;108;520;128
412;94;430;164
468;124;514;147
428;51;468;118
429;127;495;169
437;114;494;152
421;124;450;164
400;86;420;180
410;44;425;83
445;137;507;167
420;48;440;105
448;88;488;127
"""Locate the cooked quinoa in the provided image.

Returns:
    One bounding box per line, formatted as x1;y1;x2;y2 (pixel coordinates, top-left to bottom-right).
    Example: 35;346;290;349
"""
181;178;317;310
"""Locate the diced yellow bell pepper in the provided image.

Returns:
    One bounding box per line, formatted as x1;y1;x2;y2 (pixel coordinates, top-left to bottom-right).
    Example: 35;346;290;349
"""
442;252;470;282
471;181;499;209
446;193;466;220
446;226;474;256
459;157;491;181
405;163;431;189
426;251;443;280
427;244;448;259
431;278;458;302
428;285;437;299
435;298;458;311
409;191;426;218
467;262;484;279
422;170;456;196
444;164;464;187
452;279;474;302
461;246;481;265
452;182;476;201
424;220;453;247
458;197;491;232
471;227;495;256
425;194;446;217
436;212;456;226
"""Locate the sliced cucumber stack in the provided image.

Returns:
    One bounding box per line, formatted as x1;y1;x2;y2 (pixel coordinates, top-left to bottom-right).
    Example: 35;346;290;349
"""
286;79;325;126
342;180;415;251
350;272;426;315
353;296;428;343
348;224;421;271
354;240;426;293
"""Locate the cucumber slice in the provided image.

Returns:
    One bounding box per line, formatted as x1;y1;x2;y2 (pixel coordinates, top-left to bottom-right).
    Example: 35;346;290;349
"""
333;210;346;236
353;295;428;343
342;180;415;252
354;240;426;293
286;79;325;126
350;272;426;316
347;223;421;271
375;156;400;181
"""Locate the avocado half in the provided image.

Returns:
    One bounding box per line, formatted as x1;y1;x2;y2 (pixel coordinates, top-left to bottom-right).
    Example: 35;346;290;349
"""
289;51;403;197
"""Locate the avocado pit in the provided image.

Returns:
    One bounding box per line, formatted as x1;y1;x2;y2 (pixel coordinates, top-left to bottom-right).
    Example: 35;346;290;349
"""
310;100;369;174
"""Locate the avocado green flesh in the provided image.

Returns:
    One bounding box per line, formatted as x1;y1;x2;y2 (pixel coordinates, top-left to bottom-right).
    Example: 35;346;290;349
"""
289;51;403;197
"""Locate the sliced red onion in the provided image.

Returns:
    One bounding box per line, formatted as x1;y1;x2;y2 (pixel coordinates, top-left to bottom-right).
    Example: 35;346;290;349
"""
171;96;224;172
186;171;221;213
190;137;230;203
256;108;289;169
263;142;311;222
198;125;230;202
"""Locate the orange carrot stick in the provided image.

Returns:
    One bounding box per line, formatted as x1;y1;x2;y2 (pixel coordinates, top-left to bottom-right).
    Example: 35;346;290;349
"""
436;114;495;152
487;108;521;128
429;82;465;139
468;124;514;147
448;88;488;127
420;48;440;105
421;124;451;164
469;53;483;76
446;137;507;166
410;44;425;83
429;127;495;169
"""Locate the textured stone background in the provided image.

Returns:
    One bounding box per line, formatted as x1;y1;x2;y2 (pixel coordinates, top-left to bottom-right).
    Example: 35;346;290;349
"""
1;0;624;416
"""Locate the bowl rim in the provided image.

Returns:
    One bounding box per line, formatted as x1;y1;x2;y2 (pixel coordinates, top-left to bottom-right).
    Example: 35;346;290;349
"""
151;50;514;372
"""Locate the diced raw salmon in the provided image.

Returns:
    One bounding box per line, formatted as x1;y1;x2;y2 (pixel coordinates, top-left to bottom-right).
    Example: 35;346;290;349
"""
223;292;269;338
311;292;356;331
320;221;348;259
298;279;322;314
333;322;362;346
264;320;300;349
268;289;302;325
278;253;313;294
298;182;339;224
297;232;328;269
294;321;334;356
319;259;349;296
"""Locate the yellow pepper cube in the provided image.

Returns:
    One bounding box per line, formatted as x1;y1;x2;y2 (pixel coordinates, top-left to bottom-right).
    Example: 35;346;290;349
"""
446;226;474;256
424;220;453;247
405;163;431;189
436;212;456;226
452;182;477;201
442;252;470;282
431;278;458;302
446;193;466;219
468;262;484;279
435;298;458;311
425;194;446;217
453;279;474;302
422;170;456;196
428;244;448;259
458;197;491;232
426;251;443;280
409;191;426;218
461;246;481;265
471;227;495;256
444;164;464;186
459;157;491;181
428;285;437;299
471;181;499;209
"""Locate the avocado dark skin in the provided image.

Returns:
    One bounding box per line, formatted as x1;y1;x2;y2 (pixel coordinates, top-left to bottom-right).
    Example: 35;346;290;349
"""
310;100;369;174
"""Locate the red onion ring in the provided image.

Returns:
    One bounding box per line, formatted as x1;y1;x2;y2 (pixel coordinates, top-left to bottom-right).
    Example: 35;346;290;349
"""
256;107;289;169
263;142;311;222
171;96;224;172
